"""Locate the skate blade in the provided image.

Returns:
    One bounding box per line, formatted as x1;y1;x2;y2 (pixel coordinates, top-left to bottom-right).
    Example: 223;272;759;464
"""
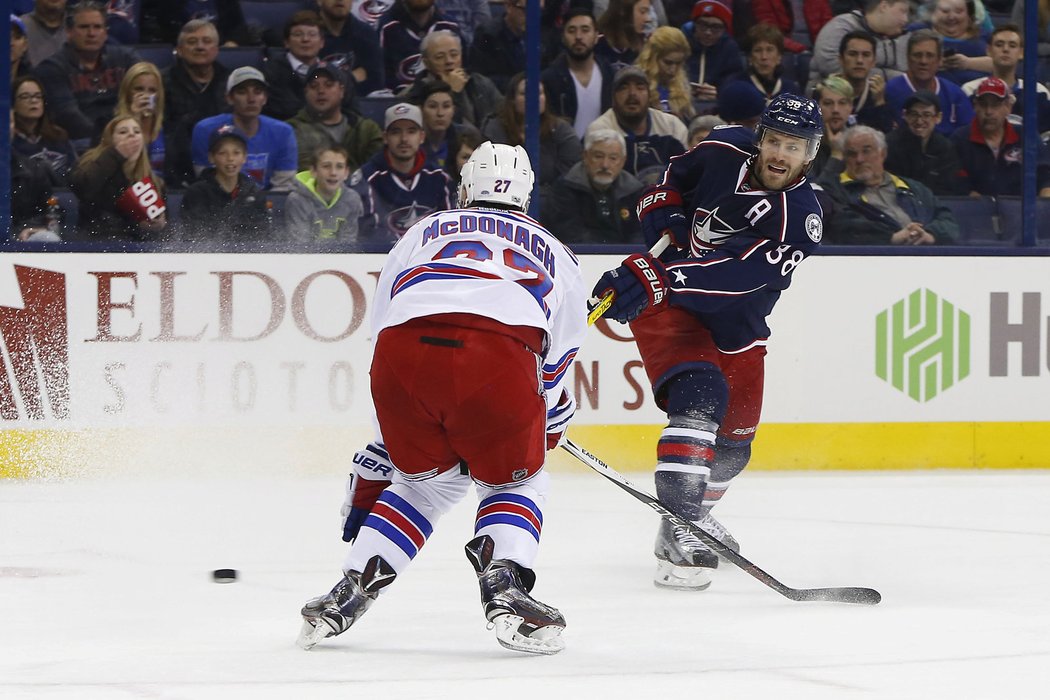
490;614;565;655
653;560;713;591
297;618;333;650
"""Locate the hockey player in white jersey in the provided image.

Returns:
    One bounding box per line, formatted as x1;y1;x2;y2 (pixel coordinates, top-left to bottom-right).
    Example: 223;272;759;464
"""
297;142;588;655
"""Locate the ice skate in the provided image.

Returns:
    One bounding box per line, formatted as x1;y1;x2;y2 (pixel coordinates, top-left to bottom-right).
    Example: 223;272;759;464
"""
698;511;739;561
465;535;566;655
653;511;740;590
297;555;396;650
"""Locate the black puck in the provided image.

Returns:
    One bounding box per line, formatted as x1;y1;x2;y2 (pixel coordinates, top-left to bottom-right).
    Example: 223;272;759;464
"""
212;568;238;583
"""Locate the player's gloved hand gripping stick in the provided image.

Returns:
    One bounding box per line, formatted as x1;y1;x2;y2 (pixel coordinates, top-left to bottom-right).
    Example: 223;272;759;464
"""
587;234;671;325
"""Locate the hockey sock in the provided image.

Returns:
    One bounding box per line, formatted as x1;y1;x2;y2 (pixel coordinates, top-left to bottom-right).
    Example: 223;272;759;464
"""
654;411;717;520
474;472;549;571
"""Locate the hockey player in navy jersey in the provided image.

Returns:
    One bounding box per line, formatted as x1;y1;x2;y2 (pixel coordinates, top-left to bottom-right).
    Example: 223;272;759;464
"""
298;142;588;655
591;94;825;592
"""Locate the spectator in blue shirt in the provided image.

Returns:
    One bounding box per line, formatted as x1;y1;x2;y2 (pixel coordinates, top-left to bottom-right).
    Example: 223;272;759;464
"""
191;67;298;190
885;29;974;136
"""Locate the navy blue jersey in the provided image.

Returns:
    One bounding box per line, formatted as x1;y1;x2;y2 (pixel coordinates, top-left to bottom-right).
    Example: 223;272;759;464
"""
352;150;455;243
659;125;824;352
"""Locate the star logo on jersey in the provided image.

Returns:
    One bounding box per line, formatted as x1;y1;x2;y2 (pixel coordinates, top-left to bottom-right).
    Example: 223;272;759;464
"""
671;268;688;285
387;201;434;237
691;206;745;250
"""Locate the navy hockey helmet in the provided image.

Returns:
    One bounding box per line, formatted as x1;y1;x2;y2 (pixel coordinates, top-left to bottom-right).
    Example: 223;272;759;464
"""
758;93;823;160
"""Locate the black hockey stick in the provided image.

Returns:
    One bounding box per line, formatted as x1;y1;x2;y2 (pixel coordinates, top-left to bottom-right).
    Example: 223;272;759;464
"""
561;439;882;605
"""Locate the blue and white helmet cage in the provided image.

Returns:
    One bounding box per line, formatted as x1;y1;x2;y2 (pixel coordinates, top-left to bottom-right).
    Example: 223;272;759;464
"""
757;93;824;162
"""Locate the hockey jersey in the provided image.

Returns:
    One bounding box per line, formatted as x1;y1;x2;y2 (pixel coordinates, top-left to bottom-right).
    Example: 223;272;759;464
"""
352;149;455;243
656;125;824;352
372;207;589;415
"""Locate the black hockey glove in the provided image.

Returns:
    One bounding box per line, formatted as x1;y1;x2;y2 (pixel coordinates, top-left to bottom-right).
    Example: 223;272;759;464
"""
636;185;689;251
590;253;670;324
341;442;393;542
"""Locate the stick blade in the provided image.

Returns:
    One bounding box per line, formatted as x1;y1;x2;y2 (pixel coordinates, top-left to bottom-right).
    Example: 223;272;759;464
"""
789;587;882;605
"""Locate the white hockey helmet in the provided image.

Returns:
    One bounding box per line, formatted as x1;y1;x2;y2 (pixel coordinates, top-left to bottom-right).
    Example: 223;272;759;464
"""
458;141;535;212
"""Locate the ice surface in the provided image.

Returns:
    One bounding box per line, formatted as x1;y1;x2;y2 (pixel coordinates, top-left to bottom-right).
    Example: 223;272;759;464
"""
2;470;1048;699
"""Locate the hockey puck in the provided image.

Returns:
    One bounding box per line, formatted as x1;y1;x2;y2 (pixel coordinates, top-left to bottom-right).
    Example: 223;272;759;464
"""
212;569;239;583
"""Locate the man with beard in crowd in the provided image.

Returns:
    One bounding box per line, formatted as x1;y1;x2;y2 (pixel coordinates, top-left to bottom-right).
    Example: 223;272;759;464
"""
542;9;614;140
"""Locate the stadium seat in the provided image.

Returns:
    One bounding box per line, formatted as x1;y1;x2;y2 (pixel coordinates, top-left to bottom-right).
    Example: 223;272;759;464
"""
134;44;176;70
357;95;400;125
995;196;1050;245
939;195;1004;245
241;1;310;33
216;47;266;71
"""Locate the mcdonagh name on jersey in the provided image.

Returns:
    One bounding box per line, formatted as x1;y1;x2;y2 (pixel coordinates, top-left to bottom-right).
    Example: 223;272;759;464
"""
420;213;558;279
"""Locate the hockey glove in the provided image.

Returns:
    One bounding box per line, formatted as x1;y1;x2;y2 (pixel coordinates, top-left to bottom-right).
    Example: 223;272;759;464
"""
636;185;689;251
590;253;671;324
545;388;576;450
341;442;394;542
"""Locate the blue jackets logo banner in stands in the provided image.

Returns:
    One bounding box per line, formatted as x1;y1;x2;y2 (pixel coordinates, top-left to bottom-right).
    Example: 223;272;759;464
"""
655;125;823;352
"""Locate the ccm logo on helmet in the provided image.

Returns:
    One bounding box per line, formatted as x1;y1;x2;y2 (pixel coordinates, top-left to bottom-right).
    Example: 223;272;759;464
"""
629;257;665;304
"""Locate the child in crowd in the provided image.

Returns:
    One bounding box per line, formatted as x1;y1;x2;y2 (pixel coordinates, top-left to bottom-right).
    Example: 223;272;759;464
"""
180;125;269;243
285;146;364;244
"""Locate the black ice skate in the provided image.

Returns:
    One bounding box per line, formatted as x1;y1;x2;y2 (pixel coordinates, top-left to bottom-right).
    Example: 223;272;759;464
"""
297;554;396;650
464;535;566;655
653;511;739;591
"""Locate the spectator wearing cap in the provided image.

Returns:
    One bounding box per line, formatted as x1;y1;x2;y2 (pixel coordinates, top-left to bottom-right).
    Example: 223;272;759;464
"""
19;0;67;67
11;15;32;81
317;0;385;96
831;30;894;132
809;0;910;85
885;29;974;137
351;103;455;243
180;125;269;243
481;72;582;201
716;81;766;130
726;23;799;103
401;30;502;128
961;24;1050;134
469;0;558;93
885;90;965;196
263;11;330;122
286;145;365;244
191;67;299;190
951;77;1050;198
685;0;744;102
287;61;383;172
819;125;958;245
33;1;142;142
586;65;688;185
378;0;461;93
162;19;230;189
542;9;616;140
541;127;645;244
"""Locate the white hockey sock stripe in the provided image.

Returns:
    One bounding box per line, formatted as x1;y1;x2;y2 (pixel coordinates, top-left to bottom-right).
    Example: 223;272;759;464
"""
702;480;730;509
475;492;542;542
361;490;434;559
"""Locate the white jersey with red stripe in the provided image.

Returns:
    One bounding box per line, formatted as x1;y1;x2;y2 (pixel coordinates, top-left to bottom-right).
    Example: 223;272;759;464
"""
372;207;588;411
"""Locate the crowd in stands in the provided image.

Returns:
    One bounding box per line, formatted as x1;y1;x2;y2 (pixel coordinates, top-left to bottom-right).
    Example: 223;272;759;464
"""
8;0;1050;247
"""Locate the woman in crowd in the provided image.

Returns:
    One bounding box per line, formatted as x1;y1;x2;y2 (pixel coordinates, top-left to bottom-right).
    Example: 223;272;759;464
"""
11;15;30;82
596;0;655;71
10;109;59;242
925;0;992;83
481;74;582;200
114;62;167;176
734;23;799;101
417;81;458;170
72;115;168;242
11;76;78;184
635;26;695;123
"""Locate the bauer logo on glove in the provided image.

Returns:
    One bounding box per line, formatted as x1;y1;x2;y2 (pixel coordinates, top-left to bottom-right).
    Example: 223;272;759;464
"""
591;253;670;324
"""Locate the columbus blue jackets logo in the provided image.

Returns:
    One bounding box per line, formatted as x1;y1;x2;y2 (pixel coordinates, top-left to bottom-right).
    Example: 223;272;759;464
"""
691;206;745;250
387;201;435;237
804;213;822;242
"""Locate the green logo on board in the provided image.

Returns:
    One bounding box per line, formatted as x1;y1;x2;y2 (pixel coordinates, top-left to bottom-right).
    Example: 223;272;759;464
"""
875;289;971;402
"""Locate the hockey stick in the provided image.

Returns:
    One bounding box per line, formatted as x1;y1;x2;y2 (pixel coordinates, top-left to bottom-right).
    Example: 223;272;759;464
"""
587;234;672;326
560;439;882;605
